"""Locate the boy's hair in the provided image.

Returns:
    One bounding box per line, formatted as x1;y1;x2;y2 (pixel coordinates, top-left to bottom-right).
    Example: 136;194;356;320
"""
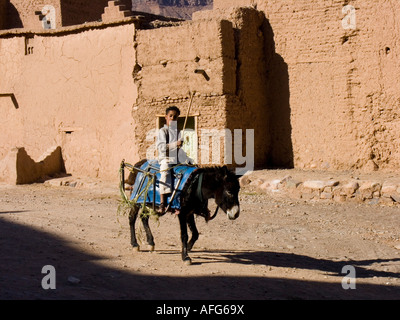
166;106;181;116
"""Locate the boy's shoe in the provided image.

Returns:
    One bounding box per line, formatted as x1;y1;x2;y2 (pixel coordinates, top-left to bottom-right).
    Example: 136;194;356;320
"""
157;203;167;215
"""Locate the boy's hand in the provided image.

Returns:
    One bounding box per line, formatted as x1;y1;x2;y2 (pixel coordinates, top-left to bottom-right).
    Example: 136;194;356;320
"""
177;140;183;148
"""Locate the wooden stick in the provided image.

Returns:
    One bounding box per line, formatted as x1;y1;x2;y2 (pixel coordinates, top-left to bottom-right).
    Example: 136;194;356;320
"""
182;91;195;133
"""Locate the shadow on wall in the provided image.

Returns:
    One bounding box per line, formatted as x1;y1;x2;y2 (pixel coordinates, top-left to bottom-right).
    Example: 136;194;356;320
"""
0;146;66;184
6;3;23;29
263;19;294;169
223;8;293;171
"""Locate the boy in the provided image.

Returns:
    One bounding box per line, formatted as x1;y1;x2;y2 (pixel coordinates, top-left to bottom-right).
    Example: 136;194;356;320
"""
157;106;192;214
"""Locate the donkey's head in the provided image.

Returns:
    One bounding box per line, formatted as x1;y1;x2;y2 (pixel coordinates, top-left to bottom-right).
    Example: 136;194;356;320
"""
215;166;241;220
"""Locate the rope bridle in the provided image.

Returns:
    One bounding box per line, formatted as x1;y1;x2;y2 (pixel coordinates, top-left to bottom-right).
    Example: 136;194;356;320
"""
195;171;219;222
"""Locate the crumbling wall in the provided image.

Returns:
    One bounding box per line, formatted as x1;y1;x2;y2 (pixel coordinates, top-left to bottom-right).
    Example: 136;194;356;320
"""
136;19;235;98
214;0;400;172
193;7;272;168
0;22;138;181
0;146;65;185
133;18;237;163
134;9;271;168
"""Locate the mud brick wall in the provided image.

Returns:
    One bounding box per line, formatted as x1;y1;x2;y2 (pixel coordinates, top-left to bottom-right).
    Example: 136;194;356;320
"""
193;7;272;168
133;18;237;163
134;9;272;168
6;0;62;29
136;19;235;99
0;23;138;180
3;0;133;29
60;0;132;26
215;0;400;172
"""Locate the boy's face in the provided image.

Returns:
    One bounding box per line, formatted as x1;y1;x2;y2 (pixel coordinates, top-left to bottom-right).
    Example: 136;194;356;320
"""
165;110;179;126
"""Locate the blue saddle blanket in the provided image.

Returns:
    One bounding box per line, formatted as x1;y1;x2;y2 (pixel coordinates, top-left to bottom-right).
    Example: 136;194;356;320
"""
130;160;197;209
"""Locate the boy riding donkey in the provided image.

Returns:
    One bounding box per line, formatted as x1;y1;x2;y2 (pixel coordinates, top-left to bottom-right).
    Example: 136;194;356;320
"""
156;106;191;215
156;103;212;218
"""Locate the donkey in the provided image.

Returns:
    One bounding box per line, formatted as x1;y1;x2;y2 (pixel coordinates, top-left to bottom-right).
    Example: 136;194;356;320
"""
127;162;241;264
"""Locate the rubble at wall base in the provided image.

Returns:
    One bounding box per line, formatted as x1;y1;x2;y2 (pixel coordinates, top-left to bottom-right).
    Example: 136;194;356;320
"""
240;170;400;206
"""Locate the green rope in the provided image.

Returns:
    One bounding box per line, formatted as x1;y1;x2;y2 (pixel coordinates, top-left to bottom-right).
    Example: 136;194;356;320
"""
117;163;156;219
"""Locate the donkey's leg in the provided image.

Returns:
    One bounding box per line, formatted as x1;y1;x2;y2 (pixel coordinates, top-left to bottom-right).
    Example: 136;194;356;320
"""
178;213;191;264
187;214;199;252
129;206;140;251
141;215;155;251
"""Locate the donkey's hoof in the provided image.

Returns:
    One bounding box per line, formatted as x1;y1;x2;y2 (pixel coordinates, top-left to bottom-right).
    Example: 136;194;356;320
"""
184;258;192;266
150;245;155;252
132;245;140;252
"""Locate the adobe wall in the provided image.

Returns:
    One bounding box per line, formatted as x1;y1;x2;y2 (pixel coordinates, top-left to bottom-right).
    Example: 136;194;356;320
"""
133;19;234;163
3;0;133;30
60;0;132;26
134;9;271;168
0;22;138;181
193;7;272;168
0;146;65;185
6;0;62;29
214;0;400;172
4;0;399;182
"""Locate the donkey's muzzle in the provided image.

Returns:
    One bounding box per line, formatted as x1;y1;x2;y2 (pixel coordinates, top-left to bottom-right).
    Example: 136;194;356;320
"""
227;205;240;220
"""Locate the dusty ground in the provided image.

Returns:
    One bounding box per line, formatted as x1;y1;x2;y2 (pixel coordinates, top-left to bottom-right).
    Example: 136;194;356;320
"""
0;172;399;301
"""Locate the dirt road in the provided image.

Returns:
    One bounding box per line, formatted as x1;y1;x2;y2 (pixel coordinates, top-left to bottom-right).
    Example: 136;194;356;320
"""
0;176;399;300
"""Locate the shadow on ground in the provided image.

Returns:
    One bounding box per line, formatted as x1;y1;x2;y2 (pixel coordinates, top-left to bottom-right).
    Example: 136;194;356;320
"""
182;249;400;279
1;218;399;300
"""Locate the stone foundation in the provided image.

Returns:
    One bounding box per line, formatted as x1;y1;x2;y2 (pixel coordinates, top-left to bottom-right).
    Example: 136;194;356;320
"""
241;170;400;206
